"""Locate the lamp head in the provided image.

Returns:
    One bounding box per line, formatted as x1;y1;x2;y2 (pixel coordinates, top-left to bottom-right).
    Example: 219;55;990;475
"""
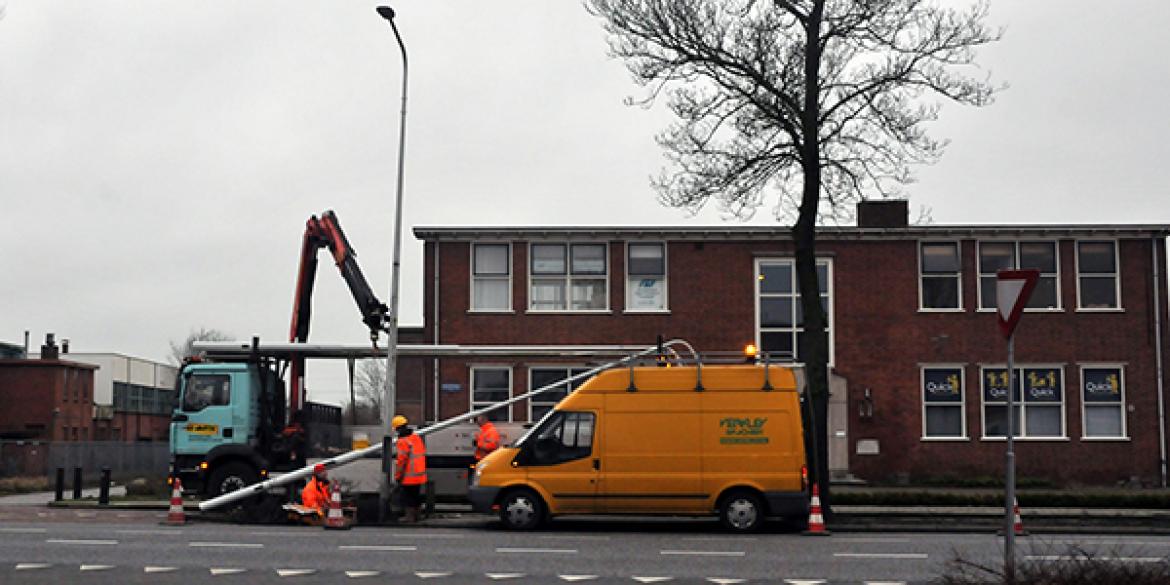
376;6;396;21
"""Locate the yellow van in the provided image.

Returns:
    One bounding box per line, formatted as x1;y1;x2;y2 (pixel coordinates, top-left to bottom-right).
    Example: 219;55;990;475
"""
468;363;808;531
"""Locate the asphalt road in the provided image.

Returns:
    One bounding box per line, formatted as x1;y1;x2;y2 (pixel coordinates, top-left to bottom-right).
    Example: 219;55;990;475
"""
3;507;1170;584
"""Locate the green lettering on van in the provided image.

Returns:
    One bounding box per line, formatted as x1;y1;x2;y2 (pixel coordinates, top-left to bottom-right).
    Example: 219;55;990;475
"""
720;436;770;445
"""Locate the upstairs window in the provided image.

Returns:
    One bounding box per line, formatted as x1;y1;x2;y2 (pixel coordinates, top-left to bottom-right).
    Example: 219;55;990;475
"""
471;243;511;311
471;367;511;422
529;367;590;422
756;259;832;362
978;241;1060;310
530;243;608;311
1077;241;1120;309
626;243;667;311
920;242;961;310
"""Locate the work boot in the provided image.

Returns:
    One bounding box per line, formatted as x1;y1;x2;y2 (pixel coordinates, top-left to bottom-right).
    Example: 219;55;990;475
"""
402;507;418;524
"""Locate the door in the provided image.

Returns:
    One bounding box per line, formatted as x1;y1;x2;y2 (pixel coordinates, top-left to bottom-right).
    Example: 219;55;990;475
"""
172;371;235;456
520;411;599;514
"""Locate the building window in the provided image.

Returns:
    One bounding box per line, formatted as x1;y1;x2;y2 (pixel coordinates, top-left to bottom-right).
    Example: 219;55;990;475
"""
920;242;961;310
756;259;832;362
977;241;1060;310
1077;241;1120;309
529;243;608;311
981;366;1064;438
626;242;667;311
1081;366;1126;438
471;243;511;311
529;367;589;422
471;367;511;422
922;367;965;438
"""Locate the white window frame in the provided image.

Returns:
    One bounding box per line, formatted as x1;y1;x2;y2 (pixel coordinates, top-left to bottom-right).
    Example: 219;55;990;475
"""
527;242;610;313
918;241;963;312
470;365;512;422
1079;364;1129;440
527;365;590;423
979;364;1067;440
753;257;834;365
469;242;512;313
920;365;968;440
975;240;1062;312
1075;239;1123;311
624;241;669;313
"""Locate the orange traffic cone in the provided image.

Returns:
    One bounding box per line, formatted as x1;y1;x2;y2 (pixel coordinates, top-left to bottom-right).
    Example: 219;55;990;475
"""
164;477;185;526
324;481;350;530
802;484;831;536
1011;498;1029;536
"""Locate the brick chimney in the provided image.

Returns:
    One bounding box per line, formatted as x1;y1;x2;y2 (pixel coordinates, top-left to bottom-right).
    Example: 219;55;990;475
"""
857;200;909;228
40;333;59;360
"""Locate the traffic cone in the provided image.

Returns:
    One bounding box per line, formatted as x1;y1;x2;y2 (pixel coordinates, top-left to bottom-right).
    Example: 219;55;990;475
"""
324;481;350;530
164;477;185;526
802;483;831;536
1011;498;1029;536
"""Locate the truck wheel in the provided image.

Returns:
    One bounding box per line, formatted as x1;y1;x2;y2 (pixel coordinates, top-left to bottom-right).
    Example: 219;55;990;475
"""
499;489;544;530
719;490;765;532
207;462;258;498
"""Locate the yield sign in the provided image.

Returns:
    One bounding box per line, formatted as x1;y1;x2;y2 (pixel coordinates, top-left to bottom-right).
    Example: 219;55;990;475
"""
996;269;1040;339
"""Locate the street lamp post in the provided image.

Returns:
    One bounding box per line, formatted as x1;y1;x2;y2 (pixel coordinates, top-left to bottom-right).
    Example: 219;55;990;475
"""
375;4;408;523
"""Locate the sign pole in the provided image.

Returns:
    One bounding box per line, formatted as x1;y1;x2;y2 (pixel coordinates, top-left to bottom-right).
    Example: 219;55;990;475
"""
1004;333;1016;583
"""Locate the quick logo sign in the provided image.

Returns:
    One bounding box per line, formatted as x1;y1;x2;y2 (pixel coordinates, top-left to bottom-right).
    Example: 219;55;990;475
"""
719;417;769;444
185;423;219;436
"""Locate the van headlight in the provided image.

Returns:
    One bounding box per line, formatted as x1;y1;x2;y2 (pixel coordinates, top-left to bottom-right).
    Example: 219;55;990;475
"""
471;462;485;487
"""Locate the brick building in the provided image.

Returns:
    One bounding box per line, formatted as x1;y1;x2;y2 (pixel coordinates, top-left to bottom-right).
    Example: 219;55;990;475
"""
0;356;96;442
405;201;1170;487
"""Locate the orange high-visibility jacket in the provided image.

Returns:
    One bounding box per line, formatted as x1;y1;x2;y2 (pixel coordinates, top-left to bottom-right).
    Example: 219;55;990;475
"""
301;476;330;510
395;433;427;486
474;421;501;461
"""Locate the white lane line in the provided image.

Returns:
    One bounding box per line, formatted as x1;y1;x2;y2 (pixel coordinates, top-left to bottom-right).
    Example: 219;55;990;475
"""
1026;555;1164;563
559;576;598;582
660;550;746;557
15;563;52;570
497;547;578;554
633;577;674;583
80;564;115;571
834;553;928;559
486;573;527;580
210;567;247;575
707;579;746;585
190;541;264;548
1;527;47;533
47;539;118;545
276;568;318;577
346;570;381;578
784;580;827;585
339;545;417;551
865;581;908;585
415;572;454;579
145;566;178;573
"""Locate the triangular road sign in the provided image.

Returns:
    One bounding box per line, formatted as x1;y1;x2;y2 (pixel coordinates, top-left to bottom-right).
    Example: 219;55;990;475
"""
996;269;1040;339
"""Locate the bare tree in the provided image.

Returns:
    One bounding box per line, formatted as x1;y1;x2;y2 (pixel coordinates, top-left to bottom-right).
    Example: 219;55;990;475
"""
169;327;234;365
586;0;1001;512
347;359;386;424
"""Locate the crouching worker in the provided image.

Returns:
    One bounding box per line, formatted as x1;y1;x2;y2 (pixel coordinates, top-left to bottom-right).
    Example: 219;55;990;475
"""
300;463;332;518
392;415;427;523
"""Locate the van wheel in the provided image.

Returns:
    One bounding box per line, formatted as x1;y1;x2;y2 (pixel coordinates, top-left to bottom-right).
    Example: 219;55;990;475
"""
499;489;544;530
207;462;258;498
719;490;765;532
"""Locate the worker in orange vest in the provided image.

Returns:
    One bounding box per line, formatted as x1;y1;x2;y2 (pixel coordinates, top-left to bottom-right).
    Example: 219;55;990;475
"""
393;415;427;523
469;413;501;484
300;463;331;516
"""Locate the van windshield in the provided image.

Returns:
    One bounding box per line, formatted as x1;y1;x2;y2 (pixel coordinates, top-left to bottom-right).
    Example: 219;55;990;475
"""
513;407;559;447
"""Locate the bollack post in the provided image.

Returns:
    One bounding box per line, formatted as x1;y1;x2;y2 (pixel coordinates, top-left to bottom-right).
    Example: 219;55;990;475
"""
98;468;111;506
72;466;82;499
425;480;435;518
54;468;64;502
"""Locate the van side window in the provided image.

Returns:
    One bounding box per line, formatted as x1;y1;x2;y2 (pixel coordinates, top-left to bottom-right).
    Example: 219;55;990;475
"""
182;374;231;412
529;411;595;464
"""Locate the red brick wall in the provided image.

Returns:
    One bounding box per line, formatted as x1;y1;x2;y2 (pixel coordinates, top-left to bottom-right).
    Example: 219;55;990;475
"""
0;360;95;442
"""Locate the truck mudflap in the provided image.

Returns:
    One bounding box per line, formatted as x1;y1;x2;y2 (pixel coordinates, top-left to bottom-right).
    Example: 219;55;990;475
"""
764;491;809;518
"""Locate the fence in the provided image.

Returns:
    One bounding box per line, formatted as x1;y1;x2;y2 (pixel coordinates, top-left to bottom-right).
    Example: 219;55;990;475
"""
0;440;170;479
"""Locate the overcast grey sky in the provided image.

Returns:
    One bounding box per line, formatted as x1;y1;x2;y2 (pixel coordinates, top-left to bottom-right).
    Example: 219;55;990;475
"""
2;1;1168;406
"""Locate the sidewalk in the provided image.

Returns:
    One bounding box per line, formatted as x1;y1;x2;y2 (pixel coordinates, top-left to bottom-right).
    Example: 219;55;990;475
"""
0;485;126;506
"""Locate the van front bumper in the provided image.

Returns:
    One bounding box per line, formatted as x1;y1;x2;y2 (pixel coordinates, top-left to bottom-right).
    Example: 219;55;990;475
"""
468;486;501;514
765;491;809;517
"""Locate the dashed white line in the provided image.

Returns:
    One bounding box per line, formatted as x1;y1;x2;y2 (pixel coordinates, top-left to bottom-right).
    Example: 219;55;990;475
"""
210;567;247;575
0;527;47;534
80;564;114;571
486;573;527;580
276;568;317;577
47;539;117;545
190;541;264;548
339;544;417;551
633;577;674;583
415;572;454;579
345;570;381;578
865;581;908;585
145;566;178;573
558;576;598;582
74;512;97;518
707;579;746;585
661;550;746;557
833;553;928;559
834;537;911;543
385;532;465;539
537;535;611;541
249;531;320;537
15;563;51;570
784;580;827;585
683;536;757;542
497;547;578;554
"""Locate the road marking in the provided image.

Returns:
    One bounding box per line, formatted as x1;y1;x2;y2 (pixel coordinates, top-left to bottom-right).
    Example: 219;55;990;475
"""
47;538;117;545
497;547;578;554
191;541;264;548
145;566;178;573
661;550;746;557
0;528;47;533
559;576;598;582
833;553;928;560
80;564;115;571
345;571;381;578
1026;555;1164;563
117;513;133;518
277;568;317;577
865;581;908;585
386;532;465;539
707;579;746;585
633;577;674;583
75;512;97;518
15;563;51;570
486;573;526;580
210;567;247;575
784;580;827;585
339;545;417;551
415;572;454;579
36;512;49;517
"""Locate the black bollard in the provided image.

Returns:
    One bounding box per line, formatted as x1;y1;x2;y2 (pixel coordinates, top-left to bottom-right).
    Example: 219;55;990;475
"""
98;468;111;506
72;467;82;499
54;468;64;502
425;480;435;519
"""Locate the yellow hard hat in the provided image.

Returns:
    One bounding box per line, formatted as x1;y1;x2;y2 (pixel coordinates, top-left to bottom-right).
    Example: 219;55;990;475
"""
391;414;408;429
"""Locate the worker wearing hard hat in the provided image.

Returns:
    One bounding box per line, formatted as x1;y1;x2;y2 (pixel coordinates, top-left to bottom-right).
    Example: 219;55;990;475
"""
392;415;427;523
300;463;331;516
469;413;501;485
